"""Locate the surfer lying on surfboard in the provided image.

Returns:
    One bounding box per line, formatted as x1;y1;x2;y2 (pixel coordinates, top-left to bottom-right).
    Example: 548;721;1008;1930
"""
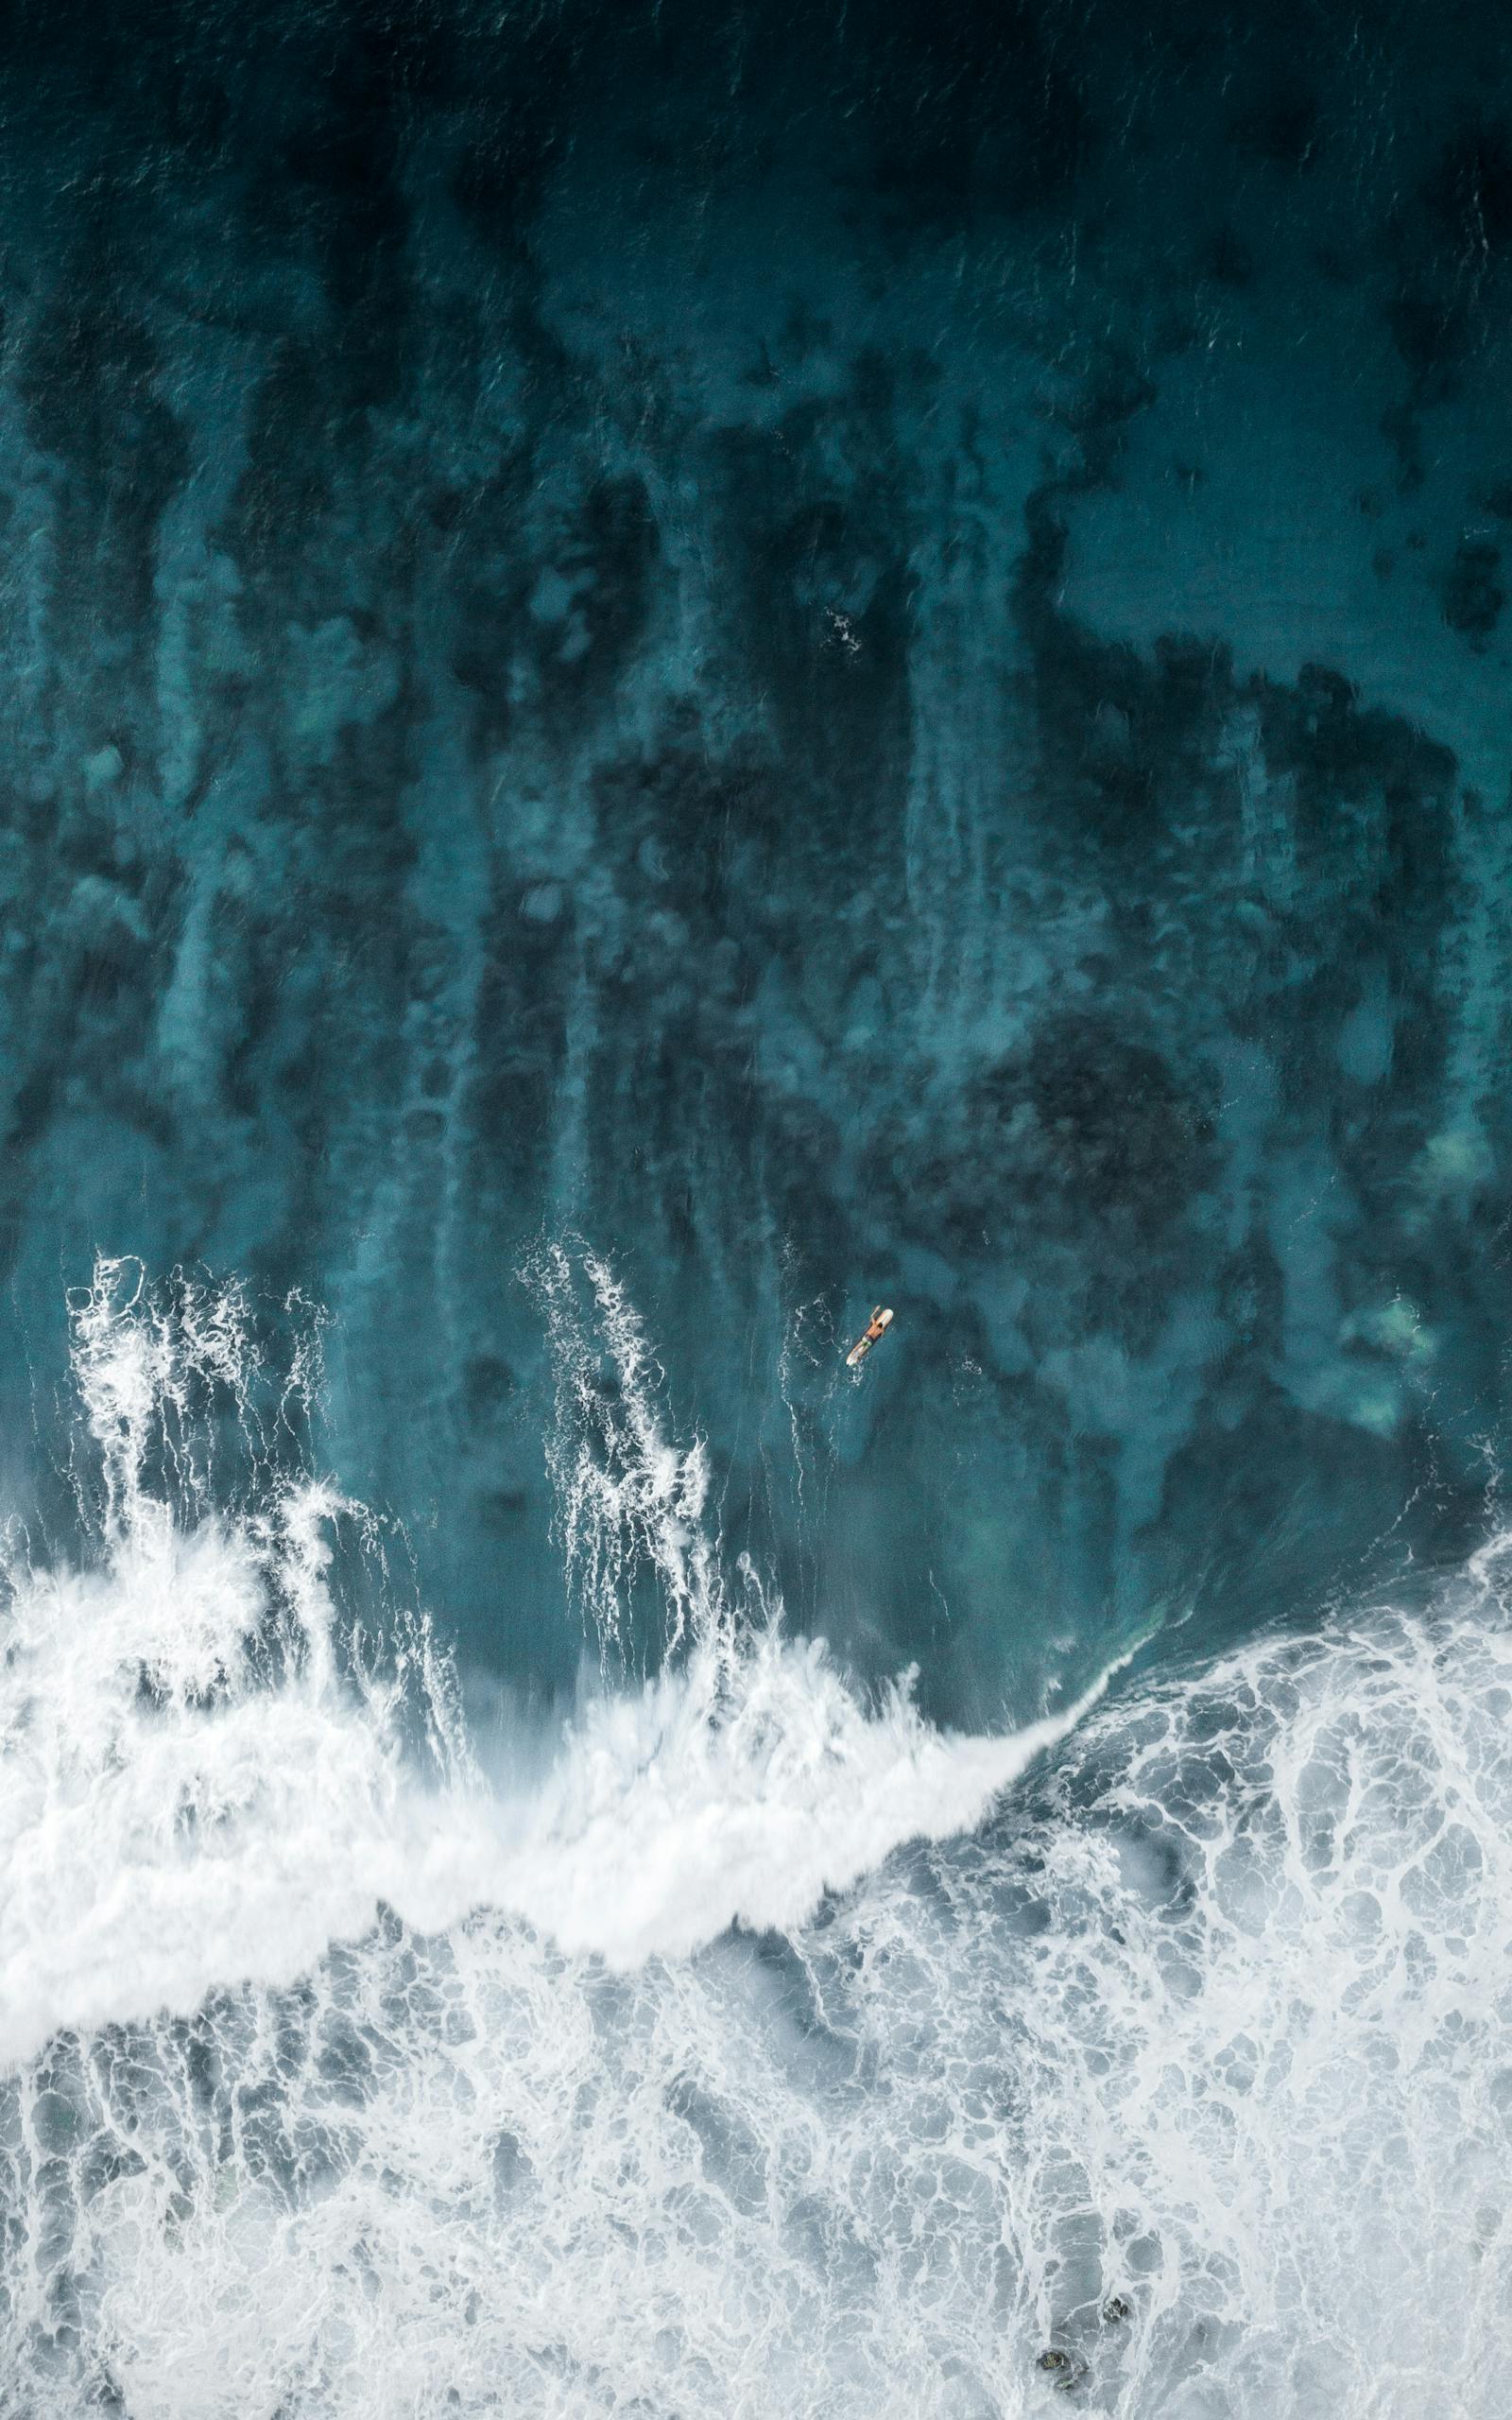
845;1305;893;1369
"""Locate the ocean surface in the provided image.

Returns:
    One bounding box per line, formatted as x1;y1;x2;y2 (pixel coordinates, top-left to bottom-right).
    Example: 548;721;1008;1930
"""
2;3;1511;2412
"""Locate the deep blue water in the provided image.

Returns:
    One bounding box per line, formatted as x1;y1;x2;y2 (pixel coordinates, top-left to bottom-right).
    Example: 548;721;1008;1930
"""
3;5;1512;2412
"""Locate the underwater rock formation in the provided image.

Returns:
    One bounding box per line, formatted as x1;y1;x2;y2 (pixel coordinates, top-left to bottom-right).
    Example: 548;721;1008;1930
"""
0;0;1507;1715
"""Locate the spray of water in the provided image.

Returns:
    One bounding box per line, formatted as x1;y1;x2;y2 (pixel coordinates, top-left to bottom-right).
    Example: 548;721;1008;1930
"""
531;1238;731;1664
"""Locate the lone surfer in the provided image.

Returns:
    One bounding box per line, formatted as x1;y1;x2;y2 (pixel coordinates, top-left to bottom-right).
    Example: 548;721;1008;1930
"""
845;1305;893;1369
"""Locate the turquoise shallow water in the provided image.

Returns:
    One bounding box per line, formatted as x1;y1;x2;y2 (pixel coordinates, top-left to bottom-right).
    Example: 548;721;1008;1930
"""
2;3;1512;2411
1;0;1509;1716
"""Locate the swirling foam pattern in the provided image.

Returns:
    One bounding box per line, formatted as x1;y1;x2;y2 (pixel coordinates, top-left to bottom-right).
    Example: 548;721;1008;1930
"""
3;1263;1509;2415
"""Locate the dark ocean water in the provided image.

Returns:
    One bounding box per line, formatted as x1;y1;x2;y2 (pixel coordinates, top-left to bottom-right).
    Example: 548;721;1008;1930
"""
2;4;1511;2413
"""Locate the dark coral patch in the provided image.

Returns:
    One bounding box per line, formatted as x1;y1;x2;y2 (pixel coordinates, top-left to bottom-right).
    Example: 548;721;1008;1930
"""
1442;536;1504;642
987;1016;1215;1238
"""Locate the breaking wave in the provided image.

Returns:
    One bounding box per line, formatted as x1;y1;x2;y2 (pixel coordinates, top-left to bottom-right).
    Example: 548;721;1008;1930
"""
2;1257;1510;2416
1;1253;1113;2076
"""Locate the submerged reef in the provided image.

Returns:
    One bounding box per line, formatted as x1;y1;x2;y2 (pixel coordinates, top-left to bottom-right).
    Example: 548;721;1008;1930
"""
0;0;1509;1712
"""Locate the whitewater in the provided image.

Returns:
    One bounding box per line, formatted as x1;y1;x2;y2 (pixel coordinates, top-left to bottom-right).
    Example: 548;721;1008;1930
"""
3;1254;1511;2418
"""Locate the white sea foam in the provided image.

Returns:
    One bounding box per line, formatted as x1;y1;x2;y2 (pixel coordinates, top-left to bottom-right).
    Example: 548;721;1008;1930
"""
3;1258;1511;2417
